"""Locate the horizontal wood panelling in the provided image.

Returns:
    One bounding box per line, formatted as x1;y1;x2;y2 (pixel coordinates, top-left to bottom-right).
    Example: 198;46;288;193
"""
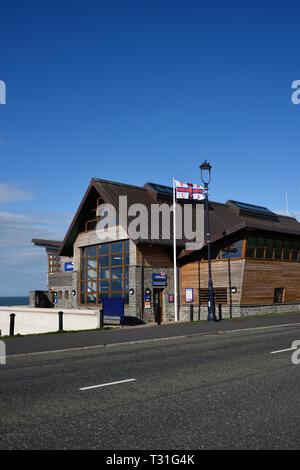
241;260;300;304
181;259;244;304
136;245;173;267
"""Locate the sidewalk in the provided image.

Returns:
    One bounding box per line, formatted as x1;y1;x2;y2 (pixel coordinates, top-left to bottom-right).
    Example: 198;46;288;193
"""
4;312;300;357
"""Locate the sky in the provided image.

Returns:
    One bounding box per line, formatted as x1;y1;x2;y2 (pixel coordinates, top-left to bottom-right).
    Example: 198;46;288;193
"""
0;0;300;295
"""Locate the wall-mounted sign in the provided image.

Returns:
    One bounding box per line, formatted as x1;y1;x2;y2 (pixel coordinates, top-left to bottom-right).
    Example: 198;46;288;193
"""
152;273;167;286
185;288;193;303
168;294;174;303
144;293;151;309
64;262;74;271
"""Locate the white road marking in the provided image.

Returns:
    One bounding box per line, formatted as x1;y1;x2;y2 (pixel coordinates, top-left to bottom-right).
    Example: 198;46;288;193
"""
79;378;136;391
270;347;297;354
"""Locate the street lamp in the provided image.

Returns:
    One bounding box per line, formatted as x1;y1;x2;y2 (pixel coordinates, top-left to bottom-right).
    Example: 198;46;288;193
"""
200;160;217;322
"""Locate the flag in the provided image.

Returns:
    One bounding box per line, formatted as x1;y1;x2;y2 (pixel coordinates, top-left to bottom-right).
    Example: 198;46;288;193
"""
175;180;205;200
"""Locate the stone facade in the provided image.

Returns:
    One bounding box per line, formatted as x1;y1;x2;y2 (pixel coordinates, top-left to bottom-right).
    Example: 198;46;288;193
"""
125;264;179;323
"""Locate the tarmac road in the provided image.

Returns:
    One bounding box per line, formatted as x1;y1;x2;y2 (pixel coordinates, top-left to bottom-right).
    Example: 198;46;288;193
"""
1;318;300;450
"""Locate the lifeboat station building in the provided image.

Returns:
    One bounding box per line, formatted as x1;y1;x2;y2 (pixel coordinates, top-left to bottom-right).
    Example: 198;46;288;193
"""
31;178;300;323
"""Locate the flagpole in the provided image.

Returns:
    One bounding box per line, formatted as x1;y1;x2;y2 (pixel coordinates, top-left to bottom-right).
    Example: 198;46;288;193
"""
173;177;178;322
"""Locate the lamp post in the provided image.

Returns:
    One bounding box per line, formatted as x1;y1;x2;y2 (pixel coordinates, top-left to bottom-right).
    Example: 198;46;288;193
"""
200;160;217;322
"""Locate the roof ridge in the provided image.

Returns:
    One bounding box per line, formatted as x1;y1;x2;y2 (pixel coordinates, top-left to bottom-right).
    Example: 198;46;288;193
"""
92;178;146;191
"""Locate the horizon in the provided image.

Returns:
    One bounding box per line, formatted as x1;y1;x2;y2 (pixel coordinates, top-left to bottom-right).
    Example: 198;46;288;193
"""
1;0;300;295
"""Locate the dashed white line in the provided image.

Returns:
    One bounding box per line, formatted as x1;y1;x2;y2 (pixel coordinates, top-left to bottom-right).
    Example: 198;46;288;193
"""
270;347;297;354
79;378;136;391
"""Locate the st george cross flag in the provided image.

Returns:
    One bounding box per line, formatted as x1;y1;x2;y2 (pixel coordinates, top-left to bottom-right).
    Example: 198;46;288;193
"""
175;180;205;200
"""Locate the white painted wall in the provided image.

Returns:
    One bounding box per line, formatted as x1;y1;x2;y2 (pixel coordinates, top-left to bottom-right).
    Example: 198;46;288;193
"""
0;307;101;336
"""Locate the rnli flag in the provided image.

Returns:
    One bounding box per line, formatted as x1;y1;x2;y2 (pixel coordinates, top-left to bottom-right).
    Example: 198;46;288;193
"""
175;180;205;200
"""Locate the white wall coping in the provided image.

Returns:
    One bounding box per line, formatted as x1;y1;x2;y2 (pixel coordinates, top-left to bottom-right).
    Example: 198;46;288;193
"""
0;306;100;315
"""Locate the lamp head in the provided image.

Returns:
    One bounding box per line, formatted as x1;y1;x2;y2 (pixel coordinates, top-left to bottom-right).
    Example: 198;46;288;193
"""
200;160;212;185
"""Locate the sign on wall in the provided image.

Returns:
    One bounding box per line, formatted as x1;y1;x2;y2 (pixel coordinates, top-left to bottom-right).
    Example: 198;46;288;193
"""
144;293;151;309
64;262;74;271
152;272;167;286
185;288;193;303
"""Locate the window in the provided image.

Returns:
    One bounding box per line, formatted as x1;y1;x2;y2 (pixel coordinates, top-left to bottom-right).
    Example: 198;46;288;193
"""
48;254;61;273
246;236;300;262
81;198;119;232
216;240;243;260
273;288;285;303
80;240;130;305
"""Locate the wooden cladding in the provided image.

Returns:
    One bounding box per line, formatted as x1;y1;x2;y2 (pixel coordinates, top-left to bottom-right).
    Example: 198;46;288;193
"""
137;245;173;267
240;260;300;304
199;288;227;305
181;258;244;305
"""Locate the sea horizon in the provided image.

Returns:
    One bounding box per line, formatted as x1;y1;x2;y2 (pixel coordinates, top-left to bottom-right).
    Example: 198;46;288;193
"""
0;296;29;306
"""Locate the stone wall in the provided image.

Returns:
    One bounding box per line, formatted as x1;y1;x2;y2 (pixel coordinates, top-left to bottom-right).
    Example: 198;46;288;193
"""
179;302;300;321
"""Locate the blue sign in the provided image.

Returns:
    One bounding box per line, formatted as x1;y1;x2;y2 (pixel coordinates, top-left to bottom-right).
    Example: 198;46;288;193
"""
64;262;74;271
152;273;167;286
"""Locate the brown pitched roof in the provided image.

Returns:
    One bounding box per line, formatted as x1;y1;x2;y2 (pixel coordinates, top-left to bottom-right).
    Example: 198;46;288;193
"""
58;178;300;258
32;239;62;248
178;200;300;260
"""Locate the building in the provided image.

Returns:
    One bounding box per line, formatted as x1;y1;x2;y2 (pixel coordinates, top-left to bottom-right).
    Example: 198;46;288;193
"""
31;178;300;322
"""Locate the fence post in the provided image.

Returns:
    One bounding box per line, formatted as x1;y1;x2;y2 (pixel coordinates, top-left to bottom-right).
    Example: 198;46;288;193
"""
58;311;63;331
9;313;15;336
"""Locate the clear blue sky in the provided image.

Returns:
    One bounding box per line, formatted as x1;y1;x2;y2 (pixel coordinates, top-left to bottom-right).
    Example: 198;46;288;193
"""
0;0;300;295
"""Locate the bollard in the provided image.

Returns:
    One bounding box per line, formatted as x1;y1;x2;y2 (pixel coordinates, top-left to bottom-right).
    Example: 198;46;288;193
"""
218;304;222;321
58;311;63;331
190;304;194;322
99;308;104;329
9;313;15;336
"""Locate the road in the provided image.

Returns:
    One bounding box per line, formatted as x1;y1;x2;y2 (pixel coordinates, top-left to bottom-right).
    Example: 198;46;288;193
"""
1;322;300;450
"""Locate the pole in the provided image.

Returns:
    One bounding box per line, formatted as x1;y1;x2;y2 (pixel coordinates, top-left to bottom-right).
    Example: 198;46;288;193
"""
173;177;178;322
205;183;217;322
9;313;15;336
58;311;63;331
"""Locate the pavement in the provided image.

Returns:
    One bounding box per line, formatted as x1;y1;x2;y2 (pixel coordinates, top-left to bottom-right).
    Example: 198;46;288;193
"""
4;311;300;356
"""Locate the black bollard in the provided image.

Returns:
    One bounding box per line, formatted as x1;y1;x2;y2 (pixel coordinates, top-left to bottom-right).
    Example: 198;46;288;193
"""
99;308;104;329
58;311;63;331
218;304;222;321
190;304;194;322
9;313;15;336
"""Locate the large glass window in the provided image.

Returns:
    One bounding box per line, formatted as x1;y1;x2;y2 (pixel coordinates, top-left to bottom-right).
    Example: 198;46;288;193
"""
80;240;130;305
246;236;300;262
216;240;243;259
80;198;119;233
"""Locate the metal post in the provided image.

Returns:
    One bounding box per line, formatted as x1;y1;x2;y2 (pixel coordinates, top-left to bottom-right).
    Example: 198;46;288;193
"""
9;313;15;336
99;308;104;329
190;304;194;322
218;304;222;321
204;183;217;322
58;311;63;331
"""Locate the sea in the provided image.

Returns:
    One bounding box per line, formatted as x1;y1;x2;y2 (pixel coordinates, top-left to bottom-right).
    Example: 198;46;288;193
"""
0;297;29;306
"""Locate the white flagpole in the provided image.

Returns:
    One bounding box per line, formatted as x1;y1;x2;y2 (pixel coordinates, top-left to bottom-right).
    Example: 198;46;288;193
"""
173;177;178;322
